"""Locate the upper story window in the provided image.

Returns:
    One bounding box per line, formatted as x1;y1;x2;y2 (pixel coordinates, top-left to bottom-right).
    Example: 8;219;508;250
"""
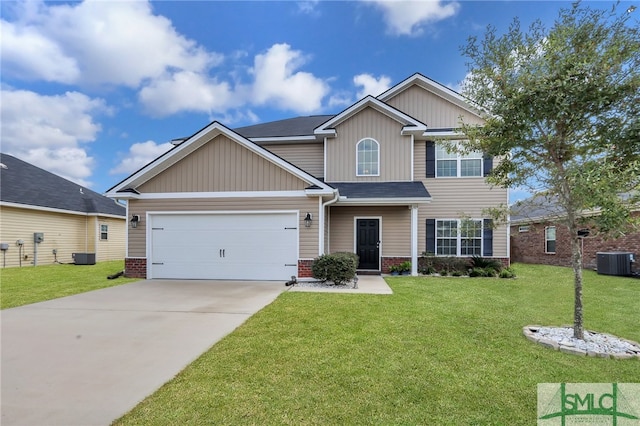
356;138;379;176
436;142;483;178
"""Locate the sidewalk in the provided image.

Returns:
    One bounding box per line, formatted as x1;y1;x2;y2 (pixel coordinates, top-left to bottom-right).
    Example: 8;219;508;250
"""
288;274;393;294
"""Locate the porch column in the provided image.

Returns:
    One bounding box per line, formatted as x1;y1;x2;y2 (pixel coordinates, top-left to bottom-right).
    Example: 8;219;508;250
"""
411;204;418;276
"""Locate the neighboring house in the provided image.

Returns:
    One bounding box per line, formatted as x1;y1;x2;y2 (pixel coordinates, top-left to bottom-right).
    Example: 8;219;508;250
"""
106;73;509;280
0;153;126;268
510;195;639;274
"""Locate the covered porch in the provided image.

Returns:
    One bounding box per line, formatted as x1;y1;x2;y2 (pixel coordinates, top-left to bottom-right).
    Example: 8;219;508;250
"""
322;182;430;275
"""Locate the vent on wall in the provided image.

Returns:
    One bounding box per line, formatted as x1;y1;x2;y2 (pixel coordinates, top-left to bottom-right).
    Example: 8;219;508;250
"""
596;252;634;276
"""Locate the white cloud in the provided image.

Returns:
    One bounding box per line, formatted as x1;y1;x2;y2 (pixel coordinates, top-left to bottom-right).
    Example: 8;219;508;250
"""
138;71;237;117
366;0;460;36
296;1;320;16
251;43;330;113
1;0;220;87
110;140;174;175
0;89;106;186
0;20;79;83
354;73;392;98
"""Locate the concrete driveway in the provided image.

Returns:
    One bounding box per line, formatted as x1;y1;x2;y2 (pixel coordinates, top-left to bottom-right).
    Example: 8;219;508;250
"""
1;279;286;426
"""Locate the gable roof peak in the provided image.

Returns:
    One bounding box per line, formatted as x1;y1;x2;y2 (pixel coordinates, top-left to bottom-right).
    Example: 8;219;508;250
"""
314;94;426;137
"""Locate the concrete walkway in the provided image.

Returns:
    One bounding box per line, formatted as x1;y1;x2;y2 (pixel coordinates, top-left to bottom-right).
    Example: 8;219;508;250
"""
288;274;393;294
1;279;285;426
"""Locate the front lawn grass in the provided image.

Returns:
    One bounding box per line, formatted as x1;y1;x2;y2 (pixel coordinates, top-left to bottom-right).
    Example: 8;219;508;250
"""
1;260;138;309
115;264;639;425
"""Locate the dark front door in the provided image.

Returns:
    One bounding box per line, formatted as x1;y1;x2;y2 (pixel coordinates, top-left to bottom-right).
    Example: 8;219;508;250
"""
356;219;380;270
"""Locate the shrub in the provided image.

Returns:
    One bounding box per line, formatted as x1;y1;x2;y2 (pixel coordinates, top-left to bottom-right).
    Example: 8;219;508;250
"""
311;252;359;285
499;267;516;279
421;265;437;275
421;253;470;276
469;267;485;277
470;256;503;271
399;261;412;273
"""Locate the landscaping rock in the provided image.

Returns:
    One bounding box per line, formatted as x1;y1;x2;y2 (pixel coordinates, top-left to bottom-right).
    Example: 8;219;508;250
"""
523;325;640;359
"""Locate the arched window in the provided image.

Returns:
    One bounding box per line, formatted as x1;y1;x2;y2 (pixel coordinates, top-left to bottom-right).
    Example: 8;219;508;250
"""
356;138;379;176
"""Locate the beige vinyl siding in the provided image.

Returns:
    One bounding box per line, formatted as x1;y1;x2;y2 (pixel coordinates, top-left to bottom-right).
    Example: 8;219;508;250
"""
127;197;320;259
325;107;412;182
328;206;411;257
417;179;509;257
96;216;126;261
386;85;485;128
139;135;307;193
0;206;126;267
415;140;508;257
262;142;324;178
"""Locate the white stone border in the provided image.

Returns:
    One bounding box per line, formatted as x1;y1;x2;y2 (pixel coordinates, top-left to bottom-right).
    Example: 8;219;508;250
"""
523;325;640;359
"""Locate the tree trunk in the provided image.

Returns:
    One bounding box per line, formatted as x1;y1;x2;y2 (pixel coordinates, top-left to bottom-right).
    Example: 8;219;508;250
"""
570;230;584;340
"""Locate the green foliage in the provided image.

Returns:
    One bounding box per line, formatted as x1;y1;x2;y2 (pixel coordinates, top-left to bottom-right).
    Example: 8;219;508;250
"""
470;256;503;271
460;2;640;339
398;261;412;273
114;264;640;426
1;261;136;309
499;267;517;279
421;253;470;276
311;252;358;285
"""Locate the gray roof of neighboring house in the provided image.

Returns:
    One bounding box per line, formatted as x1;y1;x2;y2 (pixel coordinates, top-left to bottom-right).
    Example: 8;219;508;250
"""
234;115;335;138
329;181;431;199
510;192;638;224
510;194;564;223
0;153;126;216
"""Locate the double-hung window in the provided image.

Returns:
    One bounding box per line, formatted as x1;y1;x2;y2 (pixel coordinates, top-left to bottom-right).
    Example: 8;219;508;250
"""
100;224;108;240
436;219;483;256
356;138;379;176
436;142;483;177
545;226;556;254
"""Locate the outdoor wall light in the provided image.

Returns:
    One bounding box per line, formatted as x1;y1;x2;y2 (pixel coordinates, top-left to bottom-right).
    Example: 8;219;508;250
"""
304;213;313;228
130;215;140;228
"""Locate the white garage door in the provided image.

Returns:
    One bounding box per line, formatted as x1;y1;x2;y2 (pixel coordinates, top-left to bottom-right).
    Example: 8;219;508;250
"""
149;212;298;280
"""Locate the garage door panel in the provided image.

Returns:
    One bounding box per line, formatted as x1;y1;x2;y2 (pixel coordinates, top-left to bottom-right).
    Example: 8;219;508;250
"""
149;213;298;280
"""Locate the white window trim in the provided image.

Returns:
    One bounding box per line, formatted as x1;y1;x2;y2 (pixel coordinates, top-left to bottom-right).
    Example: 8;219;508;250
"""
356;138;380;177
545;226;556;254
435;141;483;178
100;224;108;241
435;218;484;257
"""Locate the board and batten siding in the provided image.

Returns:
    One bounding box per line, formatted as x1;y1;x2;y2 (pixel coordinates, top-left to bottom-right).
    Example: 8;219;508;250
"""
385;85;485;128
325;107;412;182
0;206;126;267
127;197;320;259
139;135;308;193
262;142;324;178
328;206;411;257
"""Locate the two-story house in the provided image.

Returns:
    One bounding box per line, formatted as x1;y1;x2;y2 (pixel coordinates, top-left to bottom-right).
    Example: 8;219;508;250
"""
106;73;509;280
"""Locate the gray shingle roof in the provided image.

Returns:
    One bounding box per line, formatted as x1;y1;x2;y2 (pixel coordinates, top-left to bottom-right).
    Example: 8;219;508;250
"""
329;181;431;199
234;115;334;138
0;153;125;216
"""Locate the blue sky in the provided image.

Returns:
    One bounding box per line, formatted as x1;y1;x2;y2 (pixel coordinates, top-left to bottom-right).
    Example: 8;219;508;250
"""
1;0;629;200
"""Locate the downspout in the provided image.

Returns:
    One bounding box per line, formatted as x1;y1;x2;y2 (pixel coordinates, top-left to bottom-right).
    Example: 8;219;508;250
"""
319;190;339;255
